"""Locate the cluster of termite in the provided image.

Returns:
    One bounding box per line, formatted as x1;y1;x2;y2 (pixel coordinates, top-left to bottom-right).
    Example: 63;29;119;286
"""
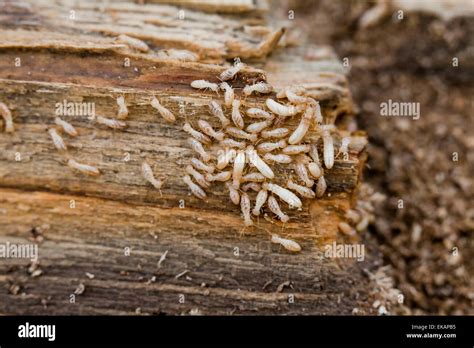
174;62;361;251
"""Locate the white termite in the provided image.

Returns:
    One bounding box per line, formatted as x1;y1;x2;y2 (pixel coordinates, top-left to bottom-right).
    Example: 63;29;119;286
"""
205;171;231;182
242;172;265;183
55;117;77;137
256;139;287;153
116;96;128;120
186;164;210;188
287;179;315;199
117;34;149;52
191;158;215;174
231;99;244;129
262;182;302;208
216;148;236;170
232;150;246;189
267;196;289;223
182;174;206;199
263;153;292;164
294;160;314;187
48;128;67;151
246;146;274;179
288;106;314;144
240;192;253;227
271;234;301;252
225;127;257;142
225;181;240;205
151;97;176;123
282;144;310;155
183;122;211;144
246;108;274;120
67;159;100;176
308;162;322;179
246;119;273;134
220;82;234;107
0;102;14;133
96;116;127;129
198;119;225;141
243;82;273;96
315;176;327;198
309;144;321;164
219;62;243;81
337;136;351;158
313;101;323;124
209;100;230;127
265;99;299;117
285;87;308;104
220;138;246;149
157;49;198;62
142;162;163;189
338;222;356;237
346;209;361;224
322;125;334;169
188;137;211;162
190;80;219;92
261;128;289;139
252;189;268;216
242;182;261;192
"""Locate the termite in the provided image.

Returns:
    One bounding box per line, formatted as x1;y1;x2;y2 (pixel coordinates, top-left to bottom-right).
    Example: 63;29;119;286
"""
246;108;274;120
198;120;225;141
96;116;127;129
262;183;302;208
338;222;356;237
191;157;215;174
157;49;198;62
232;150;246;189
356;216;369;232
190;80;219;92
337;136;351;158
288;106;314;144
225;127;257;142
117;34;149;52
220;138;246;149
205;170;231;182
220;82;234;107
220;62;244;81
263;153;292;164
256;139;286;153
242;172;265;183
265;99;299;117
309;144;321;164
216;148;236;170
151;97;176;123
345;209;361;224
246;119;273;134
276;85;306;99
294;160;314;187
308;162;322;179
322;125;335;169
285;87;308;104
183;122;212;144
282;144;310;155
231;99;244;129
142;162;163;189
242;182;261;192
261;128;289;139
287;179;315;199
246;146;274;179
186;164;210;188
240;192;253;227
313;100;323;124
188;137;211;162
48;128;67;151
243;82;273;96
271;234;301;252
67;159;100;176
267;195;290;223
315;176;327;198
0;102;14;133
182;174;206;199
252;188;268;216
209;100;230;127
225;182;240;205
116;96;128;120
55;117;77;137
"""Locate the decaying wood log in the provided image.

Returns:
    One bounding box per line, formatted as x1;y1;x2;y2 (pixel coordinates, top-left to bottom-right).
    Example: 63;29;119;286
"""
0;0;373;315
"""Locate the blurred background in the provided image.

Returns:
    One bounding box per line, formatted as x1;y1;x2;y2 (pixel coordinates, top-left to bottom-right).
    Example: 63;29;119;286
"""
276;0;473;315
